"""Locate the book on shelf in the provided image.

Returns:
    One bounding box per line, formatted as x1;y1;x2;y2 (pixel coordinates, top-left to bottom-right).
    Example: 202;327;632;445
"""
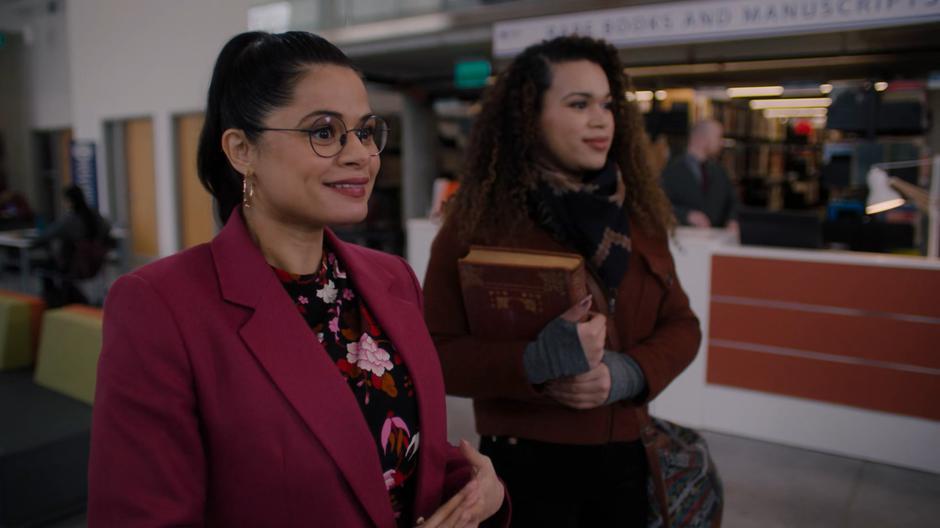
457;246;588;340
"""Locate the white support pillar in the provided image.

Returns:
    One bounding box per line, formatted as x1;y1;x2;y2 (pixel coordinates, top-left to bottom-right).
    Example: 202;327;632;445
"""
153;111;179;256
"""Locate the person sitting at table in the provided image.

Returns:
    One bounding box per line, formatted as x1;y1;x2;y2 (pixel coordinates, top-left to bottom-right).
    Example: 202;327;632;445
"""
0;187;35;228
34;185;112;306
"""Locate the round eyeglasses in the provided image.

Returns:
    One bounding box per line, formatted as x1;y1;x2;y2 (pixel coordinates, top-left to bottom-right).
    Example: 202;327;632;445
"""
251;114;390;158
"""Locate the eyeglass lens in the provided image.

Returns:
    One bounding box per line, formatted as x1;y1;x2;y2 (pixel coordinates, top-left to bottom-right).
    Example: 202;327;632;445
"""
308;115;388;157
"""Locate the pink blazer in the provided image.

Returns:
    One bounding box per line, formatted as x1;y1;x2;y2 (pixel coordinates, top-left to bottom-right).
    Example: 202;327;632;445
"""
88;210;507;527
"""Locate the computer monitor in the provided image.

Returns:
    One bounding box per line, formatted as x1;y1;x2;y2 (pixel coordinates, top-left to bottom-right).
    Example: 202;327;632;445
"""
738;208;823;249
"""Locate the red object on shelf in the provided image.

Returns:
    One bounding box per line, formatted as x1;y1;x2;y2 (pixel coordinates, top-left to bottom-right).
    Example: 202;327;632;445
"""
793;120;813;136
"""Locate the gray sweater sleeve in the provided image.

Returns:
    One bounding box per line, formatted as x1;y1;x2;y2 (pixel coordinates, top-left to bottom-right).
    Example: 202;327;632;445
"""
602;350;647;403
522;318;590;384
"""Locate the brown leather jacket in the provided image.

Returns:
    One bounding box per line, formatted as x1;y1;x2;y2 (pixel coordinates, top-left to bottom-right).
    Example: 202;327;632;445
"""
423;218;701;444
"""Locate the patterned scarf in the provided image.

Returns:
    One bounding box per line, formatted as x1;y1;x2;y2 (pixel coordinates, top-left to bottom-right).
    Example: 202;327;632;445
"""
528;159;632;292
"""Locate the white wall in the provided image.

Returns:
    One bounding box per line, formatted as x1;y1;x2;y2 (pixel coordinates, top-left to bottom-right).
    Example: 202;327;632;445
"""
0;0;72;205
0;33;31;199
22;0;72;131
67;0;254;256
0;0;74;130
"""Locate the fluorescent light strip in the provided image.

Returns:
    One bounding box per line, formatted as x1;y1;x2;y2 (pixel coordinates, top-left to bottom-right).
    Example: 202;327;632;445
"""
763;107;828;119
750;97;832;110
624;54;900;79
322;13;452;45
781;87;828;97
727;85;784;98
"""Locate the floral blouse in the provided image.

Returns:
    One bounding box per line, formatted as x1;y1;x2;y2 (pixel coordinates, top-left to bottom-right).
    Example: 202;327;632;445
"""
273;247;420;526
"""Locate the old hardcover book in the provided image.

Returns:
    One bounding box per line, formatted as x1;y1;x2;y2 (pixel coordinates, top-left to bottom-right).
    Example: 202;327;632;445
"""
457;246;588;340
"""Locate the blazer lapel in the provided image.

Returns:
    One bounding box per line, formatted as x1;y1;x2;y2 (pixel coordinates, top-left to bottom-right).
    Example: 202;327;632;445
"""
211;211;396;528
327;230;448;520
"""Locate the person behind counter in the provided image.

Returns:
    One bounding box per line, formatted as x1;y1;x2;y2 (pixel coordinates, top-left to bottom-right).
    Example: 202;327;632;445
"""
661;119;740;230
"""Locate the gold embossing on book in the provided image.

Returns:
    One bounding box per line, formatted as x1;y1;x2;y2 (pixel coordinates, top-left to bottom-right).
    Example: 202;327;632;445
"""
457;246;587;340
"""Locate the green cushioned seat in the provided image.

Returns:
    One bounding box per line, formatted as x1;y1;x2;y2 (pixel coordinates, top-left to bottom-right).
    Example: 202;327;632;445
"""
33;307;103;405
0;297;33;371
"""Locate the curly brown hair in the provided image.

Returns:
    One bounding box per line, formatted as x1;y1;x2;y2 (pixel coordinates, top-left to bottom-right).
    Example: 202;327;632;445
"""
445;35;674;241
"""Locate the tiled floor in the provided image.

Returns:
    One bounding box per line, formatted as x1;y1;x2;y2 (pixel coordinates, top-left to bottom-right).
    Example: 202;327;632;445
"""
705;431;940;528
43;431;940;528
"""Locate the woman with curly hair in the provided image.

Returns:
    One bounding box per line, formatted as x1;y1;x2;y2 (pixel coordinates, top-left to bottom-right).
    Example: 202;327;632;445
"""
423;36;701;527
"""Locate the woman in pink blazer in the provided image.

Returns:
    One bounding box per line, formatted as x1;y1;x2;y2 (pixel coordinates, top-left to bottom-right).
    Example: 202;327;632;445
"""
88;31;507;528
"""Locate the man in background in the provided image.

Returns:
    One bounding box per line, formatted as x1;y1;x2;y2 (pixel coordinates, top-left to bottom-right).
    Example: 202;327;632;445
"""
661;119;739;230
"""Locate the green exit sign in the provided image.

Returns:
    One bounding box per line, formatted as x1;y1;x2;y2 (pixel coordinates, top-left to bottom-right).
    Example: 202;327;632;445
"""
0;33;6;49
454;60;491;90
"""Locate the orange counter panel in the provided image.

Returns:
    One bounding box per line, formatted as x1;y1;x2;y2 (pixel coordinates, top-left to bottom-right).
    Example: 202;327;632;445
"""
707;255;940;421
711;255;940;318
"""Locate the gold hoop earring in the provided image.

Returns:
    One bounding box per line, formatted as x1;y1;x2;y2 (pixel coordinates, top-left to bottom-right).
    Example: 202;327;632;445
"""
243;170;255;209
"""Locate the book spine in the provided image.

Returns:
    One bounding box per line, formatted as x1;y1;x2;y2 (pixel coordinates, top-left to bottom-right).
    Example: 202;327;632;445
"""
569;262;588;305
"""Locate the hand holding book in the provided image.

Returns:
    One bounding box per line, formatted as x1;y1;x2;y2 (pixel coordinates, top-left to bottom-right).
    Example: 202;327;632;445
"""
456;246;643;408
558;294;606;369
521;295;607;385
544;363;612;410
